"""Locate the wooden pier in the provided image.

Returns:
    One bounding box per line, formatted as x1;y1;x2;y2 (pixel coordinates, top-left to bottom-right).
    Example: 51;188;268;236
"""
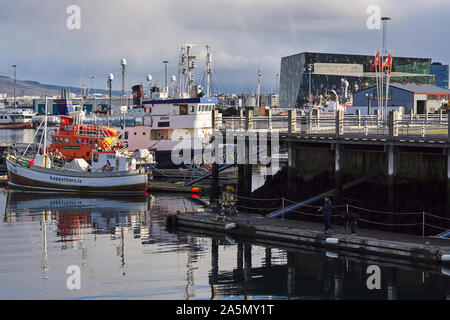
167;211;450;265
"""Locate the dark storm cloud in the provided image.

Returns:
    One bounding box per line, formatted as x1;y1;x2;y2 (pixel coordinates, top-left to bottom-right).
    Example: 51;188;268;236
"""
0;0;448;93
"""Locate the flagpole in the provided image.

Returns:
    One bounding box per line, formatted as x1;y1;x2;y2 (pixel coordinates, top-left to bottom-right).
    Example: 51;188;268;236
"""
375;54;380;115
385;52;392;118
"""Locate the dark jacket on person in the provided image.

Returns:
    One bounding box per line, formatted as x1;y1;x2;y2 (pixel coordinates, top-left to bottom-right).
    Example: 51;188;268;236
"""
322;200;332;216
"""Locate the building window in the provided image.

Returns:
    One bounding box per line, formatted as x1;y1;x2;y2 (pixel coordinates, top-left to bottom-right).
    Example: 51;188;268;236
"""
124;131;129;139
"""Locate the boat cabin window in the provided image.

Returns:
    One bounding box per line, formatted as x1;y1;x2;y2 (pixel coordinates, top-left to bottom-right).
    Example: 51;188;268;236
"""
76;138;81;144
190;106;194;113
58;138;63;143
93;153;99;163
180;105;188;115
64;138;69;144
124;131;129;139
89;139;94;146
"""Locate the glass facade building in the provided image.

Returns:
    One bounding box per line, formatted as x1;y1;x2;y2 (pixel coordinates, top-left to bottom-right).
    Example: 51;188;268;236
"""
279;52;435;108
430;62;449;89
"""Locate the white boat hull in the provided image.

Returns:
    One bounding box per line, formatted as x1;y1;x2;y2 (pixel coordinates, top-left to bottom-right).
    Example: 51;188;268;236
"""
6;158;148;194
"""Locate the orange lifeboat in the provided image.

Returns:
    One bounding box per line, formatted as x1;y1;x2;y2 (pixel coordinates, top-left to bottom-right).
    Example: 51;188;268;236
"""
48;116;122;161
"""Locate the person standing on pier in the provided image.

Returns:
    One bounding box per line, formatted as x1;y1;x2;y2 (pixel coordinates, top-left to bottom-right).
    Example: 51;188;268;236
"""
319;196;333;234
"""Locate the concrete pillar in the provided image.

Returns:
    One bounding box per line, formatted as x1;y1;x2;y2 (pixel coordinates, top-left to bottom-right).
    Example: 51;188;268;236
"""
335;110;344;137
335;143;343;200
288;143;297;199
308;110;313;133
387;145;396;223
245;110;253;131
447;149;450;217
243;244;252;283
387;145;396;176
389;110;398;139
287;252;296;297
210;162;220;203
267;108;272;131
288;142;296;169
448;112;450;143
237;243;244;270
238;135;251;199
288;109;297;133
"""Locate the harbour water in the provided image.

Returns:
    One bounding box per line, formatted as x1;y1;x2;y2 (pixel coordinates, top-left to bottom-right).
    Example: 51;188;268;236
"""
0;130;449;300
0;190;449;300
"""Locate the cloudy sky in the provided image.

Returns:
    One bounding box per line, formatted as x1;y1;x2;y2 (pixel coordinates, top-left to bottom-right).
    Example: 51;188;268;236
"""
0;0;449;93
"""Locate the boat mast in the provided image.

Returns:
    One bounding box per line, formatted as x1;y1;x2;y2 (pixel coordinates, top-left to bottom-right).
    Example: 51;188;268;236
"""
185;44;196;97
43;96;48;157
179;46;185;98
206;45;212;97
256;65;261;110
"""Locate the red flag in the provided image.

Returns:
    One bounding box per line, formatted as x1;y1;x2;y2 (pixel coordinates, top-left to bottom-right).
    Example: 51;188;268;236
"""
388;54;393;75
382;54;391;70
369;52;380;71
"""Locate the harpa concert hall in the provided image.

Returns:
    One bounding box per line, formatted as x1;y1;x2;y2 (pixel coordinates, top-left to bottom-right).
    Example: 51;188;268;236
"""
279;52;437;109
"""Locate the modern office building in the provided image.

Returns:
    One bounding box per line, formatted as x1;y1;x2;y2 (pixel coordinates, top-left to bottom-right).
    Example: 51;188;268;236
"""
279;52;436;109
431;62;449;89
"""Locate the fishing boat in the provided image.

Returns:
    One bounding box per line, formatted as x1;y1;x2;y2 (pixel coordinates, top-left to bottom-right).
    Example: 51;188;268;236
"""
0;108;34;129
5;98;153;194
78;44;219;169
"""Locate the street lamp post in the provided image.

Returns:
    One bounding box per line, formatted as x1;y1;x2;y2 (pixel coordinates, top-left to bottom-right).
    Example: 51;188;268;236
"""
120;58;127;107
381;16;391;120
146;74;152;99
163;60;169;93
108;73;114;110
12;64;17;108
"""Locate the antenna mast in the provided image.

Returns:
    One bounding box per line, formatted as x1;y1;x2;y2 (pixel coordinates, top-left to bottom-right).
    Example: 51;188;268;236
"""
206;45;212;97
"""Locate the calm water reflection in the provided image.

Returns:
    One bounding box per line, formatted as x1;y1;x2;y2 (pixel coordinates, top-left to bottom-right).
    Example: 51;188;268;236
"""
0;189;449;300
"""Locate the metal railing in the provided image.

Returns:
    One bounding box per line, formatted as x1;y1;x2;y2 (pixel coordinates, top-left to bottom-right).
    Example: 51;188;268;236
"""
217;111;449;140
